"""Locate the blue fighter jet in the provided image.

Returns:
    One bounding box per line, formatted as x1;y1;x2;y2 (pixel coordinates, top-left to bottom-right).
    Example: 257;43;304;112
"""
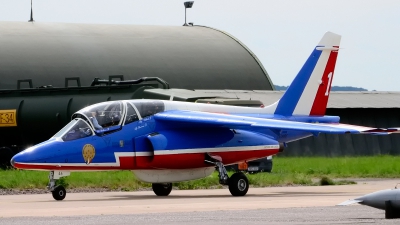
11;32;397;200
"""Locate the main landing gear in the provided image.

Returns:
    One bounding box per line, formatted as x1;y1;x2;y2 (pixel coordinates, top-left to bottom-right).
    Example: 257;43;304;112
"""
206;154;249;196
152;183;173;196
48;171;70;201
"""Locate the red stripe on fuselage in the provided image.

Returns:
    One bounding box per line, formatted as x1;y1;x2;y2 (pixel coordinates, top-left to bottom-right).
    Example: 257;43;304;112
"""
14;149;279;171
310;48;339;116
137;149;279;169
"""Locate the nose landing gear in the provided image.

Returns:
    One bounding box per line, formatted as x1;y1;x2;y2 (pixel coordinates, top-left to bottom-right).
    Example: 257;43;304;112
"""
52;185;67;200
48;170;70;201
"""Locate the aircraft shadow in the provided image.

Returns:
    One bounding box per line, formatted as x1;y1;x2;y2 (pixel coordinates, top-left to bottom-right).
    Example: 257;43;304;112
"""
37;191;345;203
52;194;254;202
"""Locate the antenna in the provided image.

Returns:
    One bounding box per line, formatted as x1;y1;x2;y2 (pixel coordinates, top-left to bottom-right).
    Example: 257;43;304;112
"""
28;0;34;22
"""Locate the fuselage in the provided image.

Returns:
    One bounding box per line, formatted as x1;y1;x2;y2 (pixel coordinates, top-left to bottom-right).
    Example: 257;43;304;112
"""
11;99;339;182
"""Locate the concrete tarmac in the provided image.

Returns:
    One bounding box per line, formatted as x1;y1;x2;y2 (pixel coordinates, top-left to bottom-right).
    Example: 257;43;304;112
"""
0;179;399;224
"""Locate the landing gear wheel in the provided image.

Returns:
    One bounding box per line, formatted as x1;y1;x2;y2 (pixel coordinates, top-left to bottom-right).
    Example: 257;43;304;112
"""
152;183;172;196
52;186;66;201
228;172;249;196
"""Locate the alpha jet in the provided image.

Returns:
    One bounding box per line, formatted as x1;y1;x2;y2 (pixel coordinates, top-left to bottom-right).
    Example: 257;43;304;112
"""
338;187;400;219
11;32;396;200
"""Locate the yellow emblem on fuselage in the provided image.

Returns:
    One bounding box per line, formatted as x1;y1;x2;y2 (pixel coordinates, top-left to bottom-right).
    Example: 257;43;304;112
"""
82;144;95;165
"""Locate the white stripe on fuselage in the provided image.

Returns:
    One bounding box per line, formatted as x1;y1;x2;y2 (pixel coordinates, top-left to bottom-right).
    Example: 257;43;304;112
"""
18;152;134;167
16;145;278;167
153;145;279;155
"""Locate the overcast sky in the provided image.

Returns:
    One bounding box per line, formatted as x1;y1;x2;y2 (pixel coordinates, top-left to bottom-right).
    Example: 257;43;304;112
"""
1;0;399;91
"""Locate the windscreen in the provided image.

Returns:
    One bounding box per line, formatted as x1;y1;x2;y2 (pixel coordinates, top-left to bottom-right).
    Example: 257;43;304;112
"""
52;119;78;138
80;101;123;130
61;119;93;141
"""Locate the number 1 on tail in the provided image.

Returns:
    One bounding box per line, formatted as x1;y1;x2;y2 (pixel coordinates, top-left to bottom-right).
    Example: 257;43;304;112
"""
325;72;332;96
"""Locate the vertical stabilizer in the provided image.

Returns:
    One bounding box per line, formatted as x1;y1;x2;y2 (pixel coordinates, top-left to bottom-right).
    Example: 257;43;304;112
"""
274;32;341;116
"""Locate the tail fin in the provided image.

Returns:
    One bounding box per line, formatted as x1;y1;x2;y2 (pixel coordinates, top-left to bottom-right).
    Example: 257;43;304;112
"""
274;32;341;116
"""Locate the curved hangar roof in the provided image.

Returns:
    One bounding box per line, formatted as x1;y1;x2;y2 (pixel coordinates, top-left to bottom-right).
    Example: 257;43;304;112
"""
0;22;274;90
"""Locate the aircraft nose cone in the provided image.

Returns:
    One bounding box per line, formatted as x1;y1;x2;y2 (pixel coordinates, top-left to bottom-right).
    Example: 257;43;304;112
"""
10;152;24;169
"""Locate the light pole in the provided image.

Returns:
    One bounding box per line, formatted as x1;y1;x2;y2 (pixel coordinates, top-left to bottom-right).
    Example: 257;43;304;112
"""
28;0;34;22
183;1;194;26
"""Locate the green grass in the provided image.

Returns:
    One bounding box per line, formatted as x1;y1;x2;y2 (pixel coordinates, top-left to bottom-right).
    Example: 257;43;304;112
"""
1;156;399;190
275;155;400;178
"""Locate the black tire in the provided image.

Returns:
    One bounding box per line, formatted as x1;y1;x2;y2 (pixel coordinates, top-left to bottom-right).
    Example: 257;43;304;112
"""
228;172;249;196
152;183;172;196
52;186;66;201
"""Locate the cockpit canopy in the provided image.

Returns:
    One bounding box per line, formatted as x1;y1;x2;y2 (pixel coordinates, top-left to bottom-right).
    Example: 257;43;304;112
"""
71;100;165;132
53;100;165;141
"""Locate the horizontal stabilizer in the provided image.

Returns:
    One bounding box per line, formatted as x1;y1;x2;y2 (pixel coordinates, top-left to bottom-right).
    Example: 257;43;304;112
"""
388;128;400;133
319;124;398;134
337;199;363;206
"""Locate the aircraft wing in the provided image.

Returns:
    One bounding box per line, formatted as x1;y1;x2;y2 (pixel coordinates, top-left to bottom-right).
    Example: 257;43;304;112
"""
337;199;363;206
154;111;394;134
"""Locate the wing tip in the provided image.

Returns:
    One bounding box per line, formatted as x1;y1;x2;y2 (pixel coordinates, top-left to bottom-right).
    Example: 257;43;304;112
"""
337;199;363;206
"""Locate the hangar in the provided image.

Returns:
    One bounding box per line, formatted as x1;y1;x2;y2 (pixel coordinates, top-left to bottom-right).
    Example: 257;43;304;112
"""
0;22;274;90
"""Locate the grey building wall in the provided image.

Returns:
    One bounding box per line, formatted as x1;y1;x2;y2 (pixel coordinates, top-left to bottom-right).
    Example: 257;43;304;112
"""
282;108;400;156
